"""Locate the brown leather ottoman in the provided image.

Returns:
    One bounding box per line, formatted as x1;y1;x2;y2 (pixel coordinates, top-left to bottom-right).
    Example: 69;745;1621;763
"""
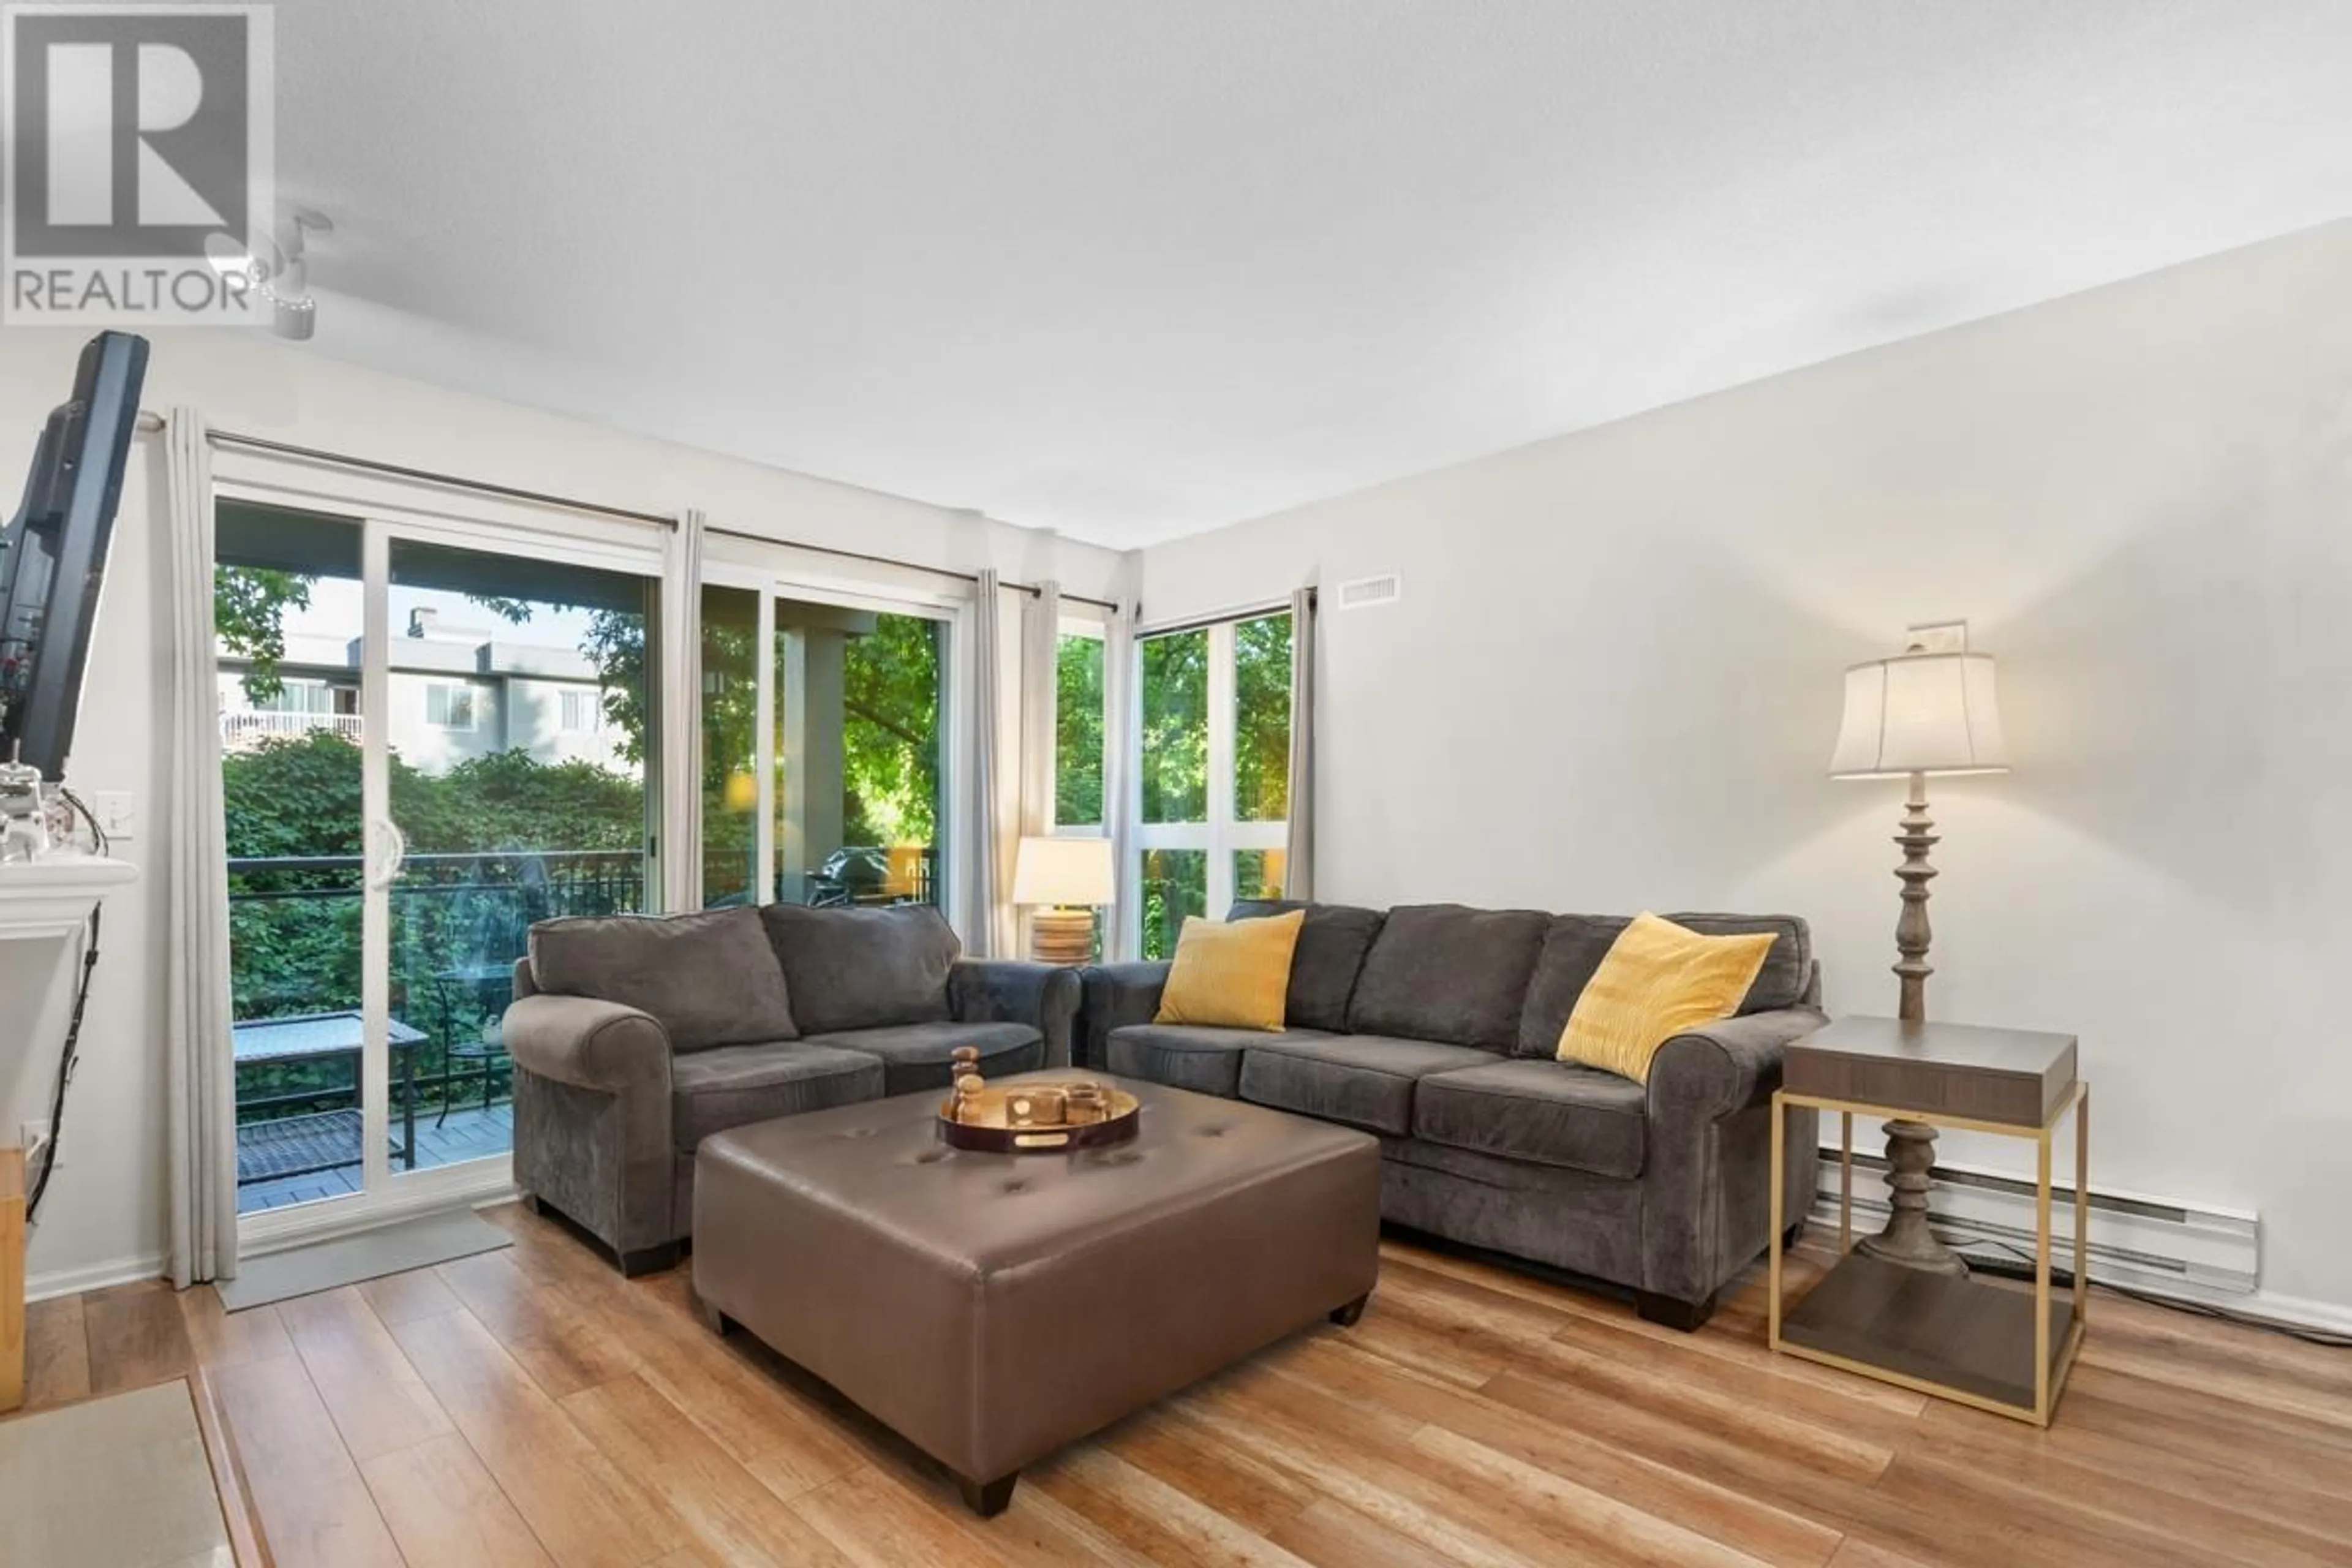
690;1071;1381;1515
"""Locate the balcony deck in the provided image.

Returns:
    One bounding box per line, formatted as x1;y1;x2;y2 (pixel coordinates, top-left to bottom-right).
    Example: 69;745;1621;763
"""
236;1101;513;1214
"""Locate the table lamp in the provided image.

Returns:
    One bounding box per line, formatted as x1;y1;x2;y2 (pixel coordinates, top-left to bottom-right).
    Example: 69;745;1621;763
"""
1830;621;2009;1272
1012;836;1114;965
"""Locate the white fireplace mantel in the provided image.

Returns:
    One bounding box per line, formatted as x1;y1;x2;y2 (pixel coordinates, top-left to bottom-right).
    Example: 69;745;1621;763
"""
0;856;137;942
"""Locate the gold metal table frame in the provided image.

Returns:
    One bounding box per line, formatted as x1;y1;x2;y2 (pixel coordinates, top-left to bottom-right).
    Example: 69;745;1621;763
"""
1769;1080;2089;1427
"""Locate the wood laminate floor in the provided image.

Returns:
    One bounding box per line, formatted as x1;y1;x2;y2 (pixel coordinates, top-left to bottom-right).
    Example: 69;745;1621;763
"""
16;1202;2351;1567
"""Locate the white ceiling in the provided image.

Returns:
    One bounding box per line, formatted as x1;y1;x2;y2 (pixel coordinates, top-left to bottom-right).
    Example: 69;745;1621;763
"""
274;1;2352;548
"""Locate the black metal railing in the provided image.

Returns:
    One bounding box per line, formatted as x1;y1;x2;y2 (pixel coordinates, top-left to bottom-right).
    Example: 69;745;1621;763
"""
228;849;648;1129
226;843;941;1136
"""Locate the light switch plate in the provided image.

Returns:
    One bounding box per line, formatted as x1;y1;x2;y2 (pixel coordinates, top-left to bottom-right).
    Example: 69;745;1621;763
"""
90;790;135;842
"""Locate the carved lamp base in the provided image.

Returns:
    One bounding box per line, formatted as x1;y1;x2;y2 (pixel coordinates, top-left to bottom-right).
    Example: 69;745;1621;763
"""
1854;1118;1968;1275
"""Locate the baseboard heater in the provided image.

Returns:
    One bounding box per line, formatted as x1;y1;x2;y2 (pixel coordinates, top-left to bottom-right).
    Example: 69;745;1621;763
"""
1812;1153;2258;1303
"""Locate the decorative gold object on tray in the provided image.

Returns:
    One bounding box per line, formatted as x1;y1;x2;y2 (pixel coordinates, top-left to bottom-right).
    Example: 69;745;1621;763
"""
938;1047;1142;1152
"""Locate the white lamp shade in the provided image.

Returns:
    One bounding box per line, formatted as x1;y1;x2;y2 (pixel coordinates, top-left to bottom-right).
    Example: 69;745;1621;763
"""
1011;835;1115;907
1830;651;2009;778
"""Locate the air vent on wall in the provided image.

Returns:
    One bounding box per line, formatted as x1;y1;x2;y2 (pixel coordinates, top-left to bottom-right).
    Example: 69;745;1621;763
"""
1335;573;1401;611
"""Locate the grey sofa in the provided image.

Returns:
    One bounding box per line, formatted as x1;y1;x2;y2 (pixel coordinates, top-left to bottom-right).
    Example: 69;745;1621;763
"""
1079;901;1822;1329
505;902;1080;1273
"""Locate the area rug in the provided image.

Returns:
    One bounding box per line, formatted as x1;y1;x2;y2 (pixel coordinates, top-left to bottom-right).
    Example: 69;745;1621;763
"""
215;1207;512;1311
0;1381;234;1566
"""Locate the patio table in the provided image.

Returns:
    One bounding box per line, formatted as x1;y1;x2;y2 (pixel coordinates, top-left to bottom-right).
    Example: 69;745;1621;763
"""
232;1012;429;1183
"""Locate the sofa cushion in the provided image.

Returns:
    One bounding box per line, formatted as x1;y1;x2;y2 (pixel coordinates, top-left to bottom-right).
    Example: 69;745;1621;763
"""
803;1020;1042;1096
760;903;959;1035
1106;1025;1335;1099
530;907;794;1051
670;1041;883;1149
1515;914;1629;1058
1516;911;1814;1056
1413;1060;1648;1179
1238;1035;1497;1136
1558;914;1776;1084
1346;904;1550;1050
1155;910;1305;1030
1229;900;1387;1031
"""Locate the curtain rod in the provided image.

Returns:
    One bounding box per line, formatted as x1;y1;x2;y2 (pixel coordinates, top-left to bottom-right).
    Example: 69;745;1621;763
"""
138;410;1118;609
1136;588;1314;639
701;522;1118;610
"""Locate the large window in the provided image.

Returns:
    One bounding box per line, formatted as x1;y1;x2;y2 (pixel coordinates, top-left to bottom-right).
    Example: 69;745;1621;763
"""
1134;610;1292;959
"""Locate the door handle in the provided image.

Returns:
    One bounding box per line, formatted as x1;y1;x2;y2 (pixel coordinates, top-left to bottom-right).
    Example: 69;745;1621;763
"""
366;817;407;889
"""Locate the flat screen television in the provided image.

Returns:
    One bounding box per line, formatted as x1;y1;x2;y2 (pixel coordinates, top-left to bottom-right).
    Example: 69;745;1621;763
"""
0;331;149;782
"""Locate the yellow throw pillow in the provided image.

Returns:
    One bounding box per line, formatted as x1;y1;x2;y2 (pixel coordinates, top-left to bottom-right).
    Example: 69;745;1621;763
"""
1154;910;1306;1031
1557;912;1775;1084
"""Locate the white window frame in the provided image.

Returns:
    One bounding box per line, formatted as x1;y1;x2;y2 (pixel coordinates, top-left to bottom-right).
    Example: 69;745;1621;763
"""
261;677;333;715
1130;614;1287;953
424;680;478;731
559;687;595;733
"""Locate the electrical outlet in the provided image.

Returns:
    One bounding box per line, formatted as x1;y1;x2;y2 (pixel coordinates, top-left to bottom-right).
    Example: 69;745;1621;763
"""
20;1120;53;1166
91;790;135;842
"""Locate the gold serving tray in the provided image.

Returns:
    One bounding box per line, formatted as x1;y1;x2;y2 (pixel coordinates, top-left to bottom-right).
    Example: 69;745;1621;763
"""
936;1076;1143;1153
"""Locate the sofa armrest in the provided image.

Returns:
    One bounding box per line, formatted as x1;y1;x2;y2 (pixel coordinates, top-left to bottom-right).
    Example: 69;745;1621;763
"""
1645;1006;1825;1126
949;960;1082;1069
503;993;675;1100
1638;1005;1825;1311
1076;962;1171;1071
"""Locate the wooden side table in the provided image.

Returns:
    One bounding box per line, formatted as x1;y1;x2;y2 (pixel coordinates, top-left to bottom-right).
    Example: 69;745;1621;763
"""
1769;1015;2089;1427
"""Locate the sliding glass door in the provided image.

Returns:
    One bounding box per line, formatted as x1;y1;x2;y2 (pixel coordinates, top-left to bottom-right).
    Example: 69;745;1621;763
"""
217;503;376;1215
696;565;960;917
218;497;660;1227
382;537;656;1178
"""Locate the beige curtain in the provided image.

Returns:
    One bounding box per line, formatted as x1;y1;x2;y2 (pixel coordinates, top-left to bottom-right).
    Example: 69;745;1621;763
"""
1283;586;1316;900
1015;580;1062;956
164;409;238;1286
970;570;1014;956
660;510;704;911
1103;597;1140;959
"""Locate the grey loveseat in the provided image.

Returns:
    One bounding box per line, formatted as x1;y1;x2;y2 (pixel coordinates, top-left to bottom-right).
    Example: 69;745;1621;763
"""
1079;901;1822;1329
505;902;1079;1273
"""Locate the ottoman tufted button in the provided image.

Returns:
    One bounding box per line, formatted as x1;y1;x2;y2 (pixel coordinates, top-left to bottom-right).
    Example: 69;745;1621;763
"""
840;1125;876;1139
1196;1125;1227;1138
913;1148;949;1165
1001;1178;1030;1194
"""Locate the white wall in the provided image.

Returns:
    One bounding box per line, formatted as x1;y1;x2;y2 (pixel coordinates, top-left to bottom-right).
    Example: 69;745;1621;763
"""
0;330;1125;1293
1140;219;2352;1319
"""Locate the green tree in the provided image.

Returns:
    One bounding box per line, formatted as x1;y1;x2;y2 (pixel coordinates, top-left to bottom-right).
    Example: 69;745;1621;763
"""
842;614;943;846
1055;633;1104;825
1233;612;1292;821
214;567;313;701
1139;629;1207;822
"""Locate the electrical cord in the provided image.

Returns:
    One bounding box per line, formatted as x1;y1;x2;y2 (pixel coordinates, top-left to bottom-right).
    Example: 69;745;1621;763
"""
1958;1237;2352;1350
25;904;99;1226
24;786;110;1227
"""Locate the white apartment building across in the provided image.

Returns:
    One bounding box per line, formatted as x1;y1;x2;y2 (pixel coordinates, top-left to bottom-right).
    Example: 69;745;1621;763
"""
218;606;631;777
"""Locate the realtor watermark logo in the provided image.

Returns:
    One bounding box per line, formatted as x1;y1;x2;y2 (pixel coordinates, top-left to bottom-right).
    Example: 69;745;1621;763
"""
2;4;273;325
